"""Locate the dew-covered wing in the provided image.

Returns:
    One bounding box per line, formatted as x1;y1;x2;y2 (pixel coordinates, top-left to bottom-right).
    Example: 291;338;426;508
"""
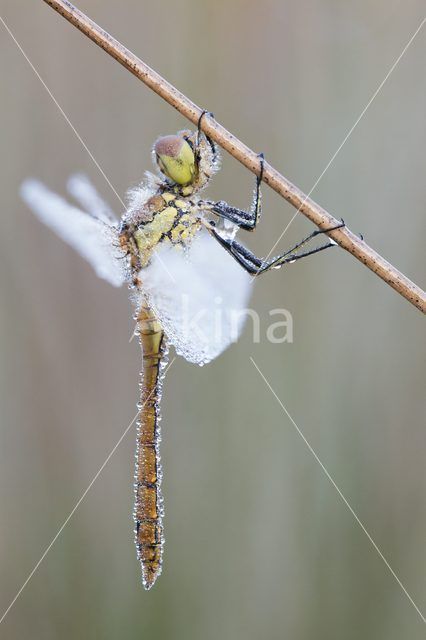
141;230;252;364
20;179;126;287
66;173;118;225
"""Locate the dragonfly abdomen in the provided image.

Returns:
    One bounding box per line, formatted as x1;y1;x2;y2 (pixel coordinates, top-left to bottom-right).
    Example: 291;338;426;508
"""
134;304;167;590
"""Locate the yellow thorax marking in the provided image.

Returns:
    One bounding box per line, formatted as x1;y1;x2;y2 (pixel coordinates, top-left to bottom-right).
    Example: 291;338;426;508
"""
133;192;200;267
134;205;178;266
170;213;193;242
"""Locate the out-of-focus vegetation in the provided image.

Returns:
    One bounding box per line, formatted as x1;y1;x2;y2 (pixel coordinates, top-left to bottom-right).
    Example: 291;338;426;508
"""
0;1;425;638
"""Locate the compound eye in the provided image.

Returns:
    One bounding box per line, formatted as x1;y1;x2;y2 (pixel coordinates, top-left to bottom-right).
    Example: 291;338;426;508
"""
154;135;195;185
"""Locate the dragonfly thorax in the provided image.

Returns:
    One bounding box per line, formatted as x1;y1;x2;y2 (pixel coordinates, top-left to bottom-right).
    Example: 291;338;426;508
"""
119;190;202;272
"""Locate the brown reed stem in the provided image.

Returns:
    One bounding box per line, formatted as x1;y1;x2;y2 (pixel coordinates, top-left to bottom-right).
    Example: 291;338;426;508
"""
42;0;425;313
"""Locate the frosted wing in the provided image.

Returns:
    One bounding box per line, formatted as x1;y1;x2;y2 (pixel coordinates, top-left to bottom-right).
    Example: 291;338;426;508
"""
67;173;118;224
20;179;125;287
141;230;252;364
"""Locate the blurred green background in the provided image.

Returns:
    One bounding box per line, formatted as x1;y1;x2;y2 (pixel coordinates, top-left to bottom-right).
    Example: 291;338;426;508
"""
0;1;425;638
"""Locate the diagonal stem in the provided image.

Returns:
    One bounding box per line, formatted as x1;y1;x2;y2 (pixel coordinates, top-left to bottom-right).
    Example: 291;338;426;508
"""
42;0;426;313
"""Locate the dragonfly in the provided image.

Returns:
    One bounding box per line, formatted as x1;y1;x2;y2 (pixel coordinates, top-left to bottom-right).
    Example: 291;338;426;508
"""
21;112;343;589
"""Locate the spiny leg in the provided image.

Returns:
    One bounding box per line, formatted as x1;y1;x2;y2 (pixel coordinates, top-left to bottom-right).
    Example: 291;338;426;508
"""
208;220;345;275
211;230;336;275
261;219;345;271
206;226;261;274
257;239;336;273
197;110;265;231
211;153;265;231
197;110;218;163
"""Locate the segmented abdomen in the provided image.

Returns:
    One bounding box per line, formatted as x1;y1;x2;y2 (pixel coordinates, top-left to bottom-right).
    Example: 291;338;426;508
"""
134;304;167;589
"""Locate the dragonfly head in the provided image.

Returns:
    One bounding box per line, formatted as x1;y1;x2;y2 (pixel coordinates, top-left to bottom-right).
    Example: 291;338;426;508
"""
153;130;219;192
154;135;196;186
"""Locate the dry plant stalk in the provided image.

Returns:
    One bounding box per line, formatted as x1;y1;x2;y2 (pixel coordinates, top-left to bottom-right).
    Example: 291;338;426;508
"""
43;0;425;313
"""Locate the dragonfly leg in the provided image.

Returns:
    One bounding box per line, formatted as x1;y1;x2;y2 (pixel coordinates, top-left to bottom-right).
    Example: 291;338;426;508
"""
196;110;218;163
209;219;345;275
256;239;337;273
210;153;265;231
261;219;346;268
209;229;261;274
